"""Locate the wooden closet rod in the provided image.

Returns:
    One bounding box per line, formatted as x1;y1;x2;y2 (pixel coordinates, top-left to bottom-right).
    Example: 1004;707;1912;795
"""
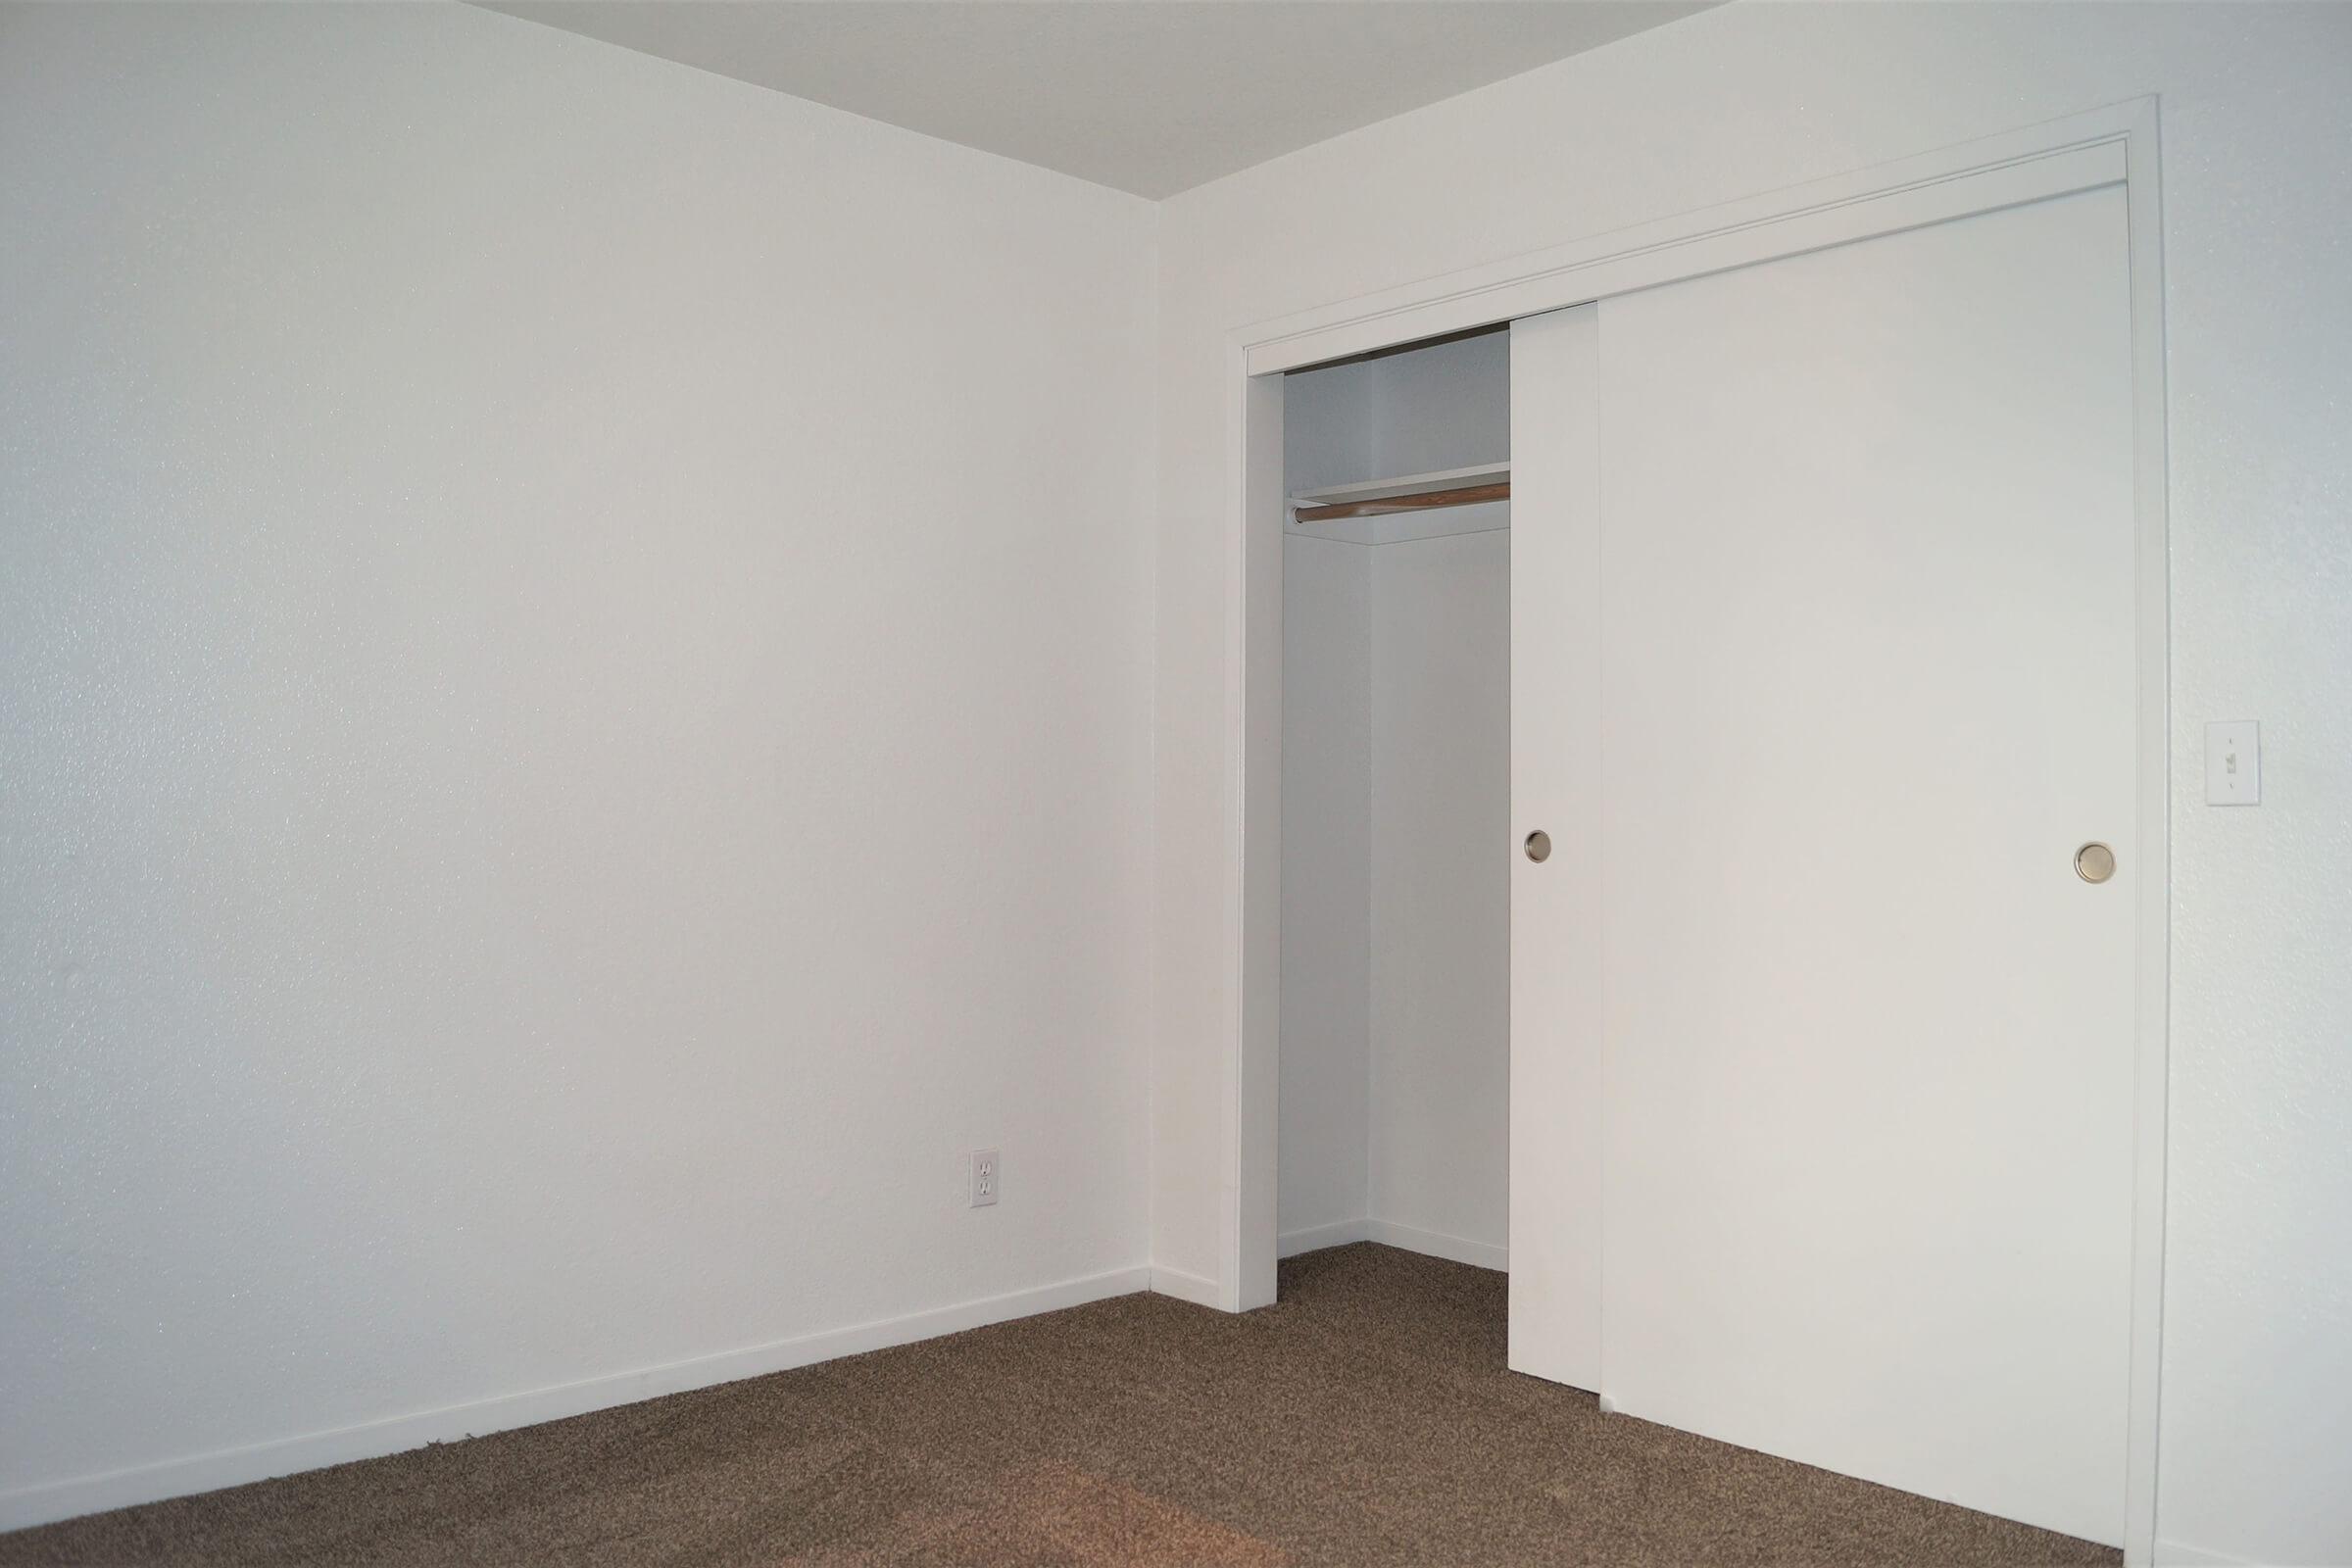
1293;480;1510;524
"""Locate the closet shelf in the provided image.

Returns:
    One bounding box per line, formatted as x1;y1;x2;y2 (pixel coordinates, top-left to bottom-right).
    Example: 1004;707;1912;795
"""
1291;462;1510;524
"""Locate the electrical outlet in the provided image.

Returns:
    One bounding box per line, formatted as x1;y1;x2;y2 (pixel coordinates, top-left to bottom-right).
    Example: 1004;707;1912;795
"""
969;1150;1000;1208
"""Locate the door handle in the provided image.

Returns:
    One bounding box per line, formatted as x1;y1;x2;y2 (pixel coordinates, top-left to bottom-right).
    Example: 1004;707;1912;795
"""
1525;830;1552;863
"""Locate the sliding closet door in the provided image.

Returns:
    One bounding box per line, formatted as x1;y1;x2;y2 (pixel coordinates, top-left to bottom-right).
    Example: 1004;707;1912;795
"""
1596;186;2138;1544
1508;305;1601;1391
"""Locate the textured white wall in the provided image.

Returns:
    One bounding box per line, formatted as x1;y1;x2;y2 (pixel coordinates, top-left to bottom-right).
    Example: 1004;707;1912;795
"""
0;0;1156;1525
1153;6;2352;1563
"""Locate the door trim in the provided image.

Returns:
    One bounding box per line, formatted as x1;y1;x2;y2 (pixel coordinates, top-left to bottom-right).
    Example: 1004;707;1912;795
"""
1241;107;2132;376
1221;97;2169;1563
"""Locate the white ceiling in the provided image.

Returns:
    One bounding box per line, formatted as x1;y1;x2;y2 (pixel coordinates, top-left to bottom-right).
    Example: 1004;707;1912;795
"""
474;1;1718;199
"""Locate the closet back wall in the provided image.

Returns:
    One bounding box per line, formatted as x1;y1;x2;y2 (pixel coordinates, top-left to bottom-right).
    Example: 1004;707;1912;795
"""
0;2;1156;1526
1280;334;1510;1265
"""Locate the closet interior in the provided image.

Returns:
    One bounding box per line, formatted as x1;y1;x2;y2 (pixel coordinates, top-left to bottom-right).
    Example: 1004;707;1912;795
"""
1279;325;1511;1276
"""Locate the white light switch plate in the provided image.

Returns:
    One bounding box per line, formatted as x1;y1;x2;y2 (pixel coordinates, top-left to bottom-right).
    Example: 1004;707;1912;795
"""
2206;720;2260;806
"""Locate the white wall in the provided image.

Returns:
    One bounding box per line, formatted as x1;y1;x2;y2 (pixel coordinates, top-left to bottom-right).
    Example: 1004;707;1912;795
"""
1153;6;2352;1564
1367;529;1508;1259
0;1;1156;1527
1279;335;1510;1262
1277;357;1375;1244
1277;529;1371;1243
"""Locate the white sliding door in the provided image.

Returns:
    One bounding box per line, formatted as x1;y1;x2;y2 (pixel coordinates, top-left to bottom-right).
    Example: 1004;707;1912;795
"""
1599;186;2137;1544
1510;185;2140;1545
1508;304;1602;1391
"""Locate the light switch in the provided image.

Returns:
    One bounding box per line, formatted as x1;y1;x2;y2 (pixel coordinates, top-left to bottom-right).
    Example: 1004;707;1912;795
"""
2206;720;2260;806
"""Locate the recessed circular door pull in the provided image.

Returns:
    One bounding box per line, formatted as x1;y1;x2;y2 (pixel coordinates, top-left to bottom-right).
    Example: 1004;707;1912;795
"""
1525;830;1552;863
2075;842;2117;884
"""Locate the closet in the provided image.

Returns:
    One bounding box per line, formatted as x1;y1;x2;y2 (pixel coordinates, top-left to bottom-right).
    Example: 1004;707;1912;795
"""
1278;326;1511;1273
1267;179;2144;1550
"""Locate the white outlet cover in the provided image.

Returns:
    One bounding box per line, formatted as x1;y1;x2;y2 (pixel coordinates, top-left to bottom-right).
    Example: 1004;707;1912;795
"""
970;1149;1000;1207
2206;720;2261;806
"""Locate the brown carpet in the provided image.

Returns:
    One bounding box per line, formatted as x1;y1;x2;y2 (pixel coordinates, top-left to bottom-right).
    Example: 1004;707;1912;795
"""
0;1244;2118;1567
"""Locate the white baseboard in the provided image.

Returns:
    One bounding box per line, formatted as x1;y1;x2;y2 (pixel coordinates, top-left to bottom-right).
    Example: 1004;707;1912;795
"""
1276;1216;1507;1273
1147;1263;1225;1309
2153;1541;2253;1568
0;1264;1151;1534
1277;1218;1369;1257
1365;1219;1507;1272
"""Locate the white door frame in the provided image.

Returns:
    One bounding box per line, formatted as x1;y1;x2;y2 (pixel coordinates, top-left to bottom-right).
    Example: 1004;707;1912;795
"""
1221;97;2169;1563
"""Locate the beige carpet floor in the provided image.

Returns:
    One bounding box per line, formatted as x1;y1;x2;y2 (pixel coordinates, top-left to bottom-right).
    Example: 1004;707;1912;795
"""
0;1244;2119;1566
